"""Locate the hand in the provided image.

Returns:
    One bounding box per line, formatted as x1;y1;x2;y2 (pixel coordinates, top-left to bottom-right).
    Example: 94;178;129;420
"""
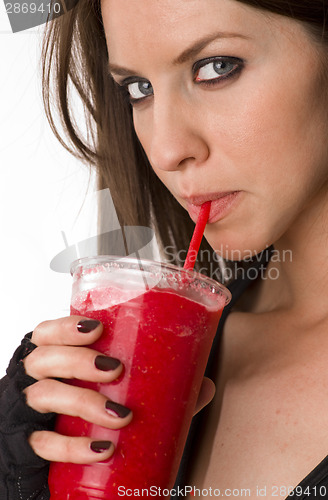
23;316;132;464
194;377;216;415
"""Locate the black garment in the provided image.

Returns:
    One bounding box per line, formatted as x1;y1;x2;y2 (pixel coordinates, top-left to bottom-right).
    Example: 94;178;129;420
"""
0;334;53;500
1;253;328;499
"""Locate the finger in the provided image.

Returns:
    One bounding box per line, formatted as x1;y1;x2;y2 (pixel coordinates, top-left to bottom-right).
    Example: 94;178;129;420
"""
29;431;115;464
194;377;216;415
25;379;133;430
31;316;103;347
24;345;122;383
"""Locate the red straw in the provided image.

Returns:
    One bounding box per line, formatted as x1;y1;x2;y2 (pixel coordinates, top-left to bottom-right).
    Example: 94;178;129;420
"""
184;201;211;270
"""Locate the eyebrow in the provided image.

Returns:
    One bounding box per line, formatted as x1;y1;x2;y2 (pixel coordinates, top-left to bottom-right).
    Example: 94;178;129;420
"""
108;31;250;77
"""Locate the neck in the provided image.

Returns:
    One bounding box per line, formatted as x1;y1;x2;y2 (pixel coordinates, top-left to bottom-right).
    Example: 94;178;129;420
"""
252;187;328;319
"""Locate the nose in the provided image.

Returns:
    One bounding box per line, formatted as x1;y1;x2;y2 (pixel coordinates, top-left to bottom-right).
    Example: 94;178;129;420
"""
147;95;209;172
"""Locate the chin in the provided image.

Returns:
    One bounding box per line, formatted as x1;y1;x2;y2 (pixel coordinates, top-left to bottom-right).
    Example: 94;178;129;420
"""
204;229;274;263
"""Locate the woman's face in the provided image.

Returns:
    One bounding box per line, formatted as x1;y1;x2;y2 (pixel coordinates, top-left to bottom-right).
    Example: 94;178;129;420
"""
102;0;328;259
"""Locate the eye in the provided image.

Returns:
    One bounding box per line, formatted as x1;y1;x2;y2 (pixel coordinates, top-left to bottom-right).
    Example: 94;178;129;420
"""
194;57;243;84
126;80;153;102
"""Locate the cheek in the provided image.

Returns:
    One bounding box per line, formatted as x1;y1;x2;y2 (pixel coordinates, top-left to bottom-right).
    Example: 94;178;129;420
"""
203;80;328;257
206;68;328;200
133;114;154;166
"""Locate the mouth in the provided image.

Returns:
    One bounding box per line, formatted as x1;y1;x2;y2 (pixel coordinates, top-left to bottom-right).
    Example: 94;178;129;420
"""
184;191;241;224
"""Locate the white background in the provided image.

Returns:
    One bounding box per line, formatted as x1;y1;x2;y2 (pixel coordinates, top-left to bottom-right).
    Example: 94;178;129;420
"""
0;4;96;375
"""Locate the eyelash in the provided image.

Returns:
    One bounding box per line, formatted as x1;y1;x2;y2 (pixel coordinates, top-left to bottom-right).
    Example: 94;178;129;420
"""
118;56;244;106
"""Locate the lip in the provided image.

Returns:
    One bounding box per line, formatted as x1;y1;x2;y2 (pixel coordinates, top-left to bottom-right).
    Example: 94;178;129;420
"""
185;191;241;224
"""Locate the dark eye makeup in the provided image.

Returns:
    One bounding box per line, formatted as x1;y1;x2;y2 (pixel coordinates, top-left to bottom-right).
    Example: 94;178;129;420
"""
115;55;244;106
193;56;244;86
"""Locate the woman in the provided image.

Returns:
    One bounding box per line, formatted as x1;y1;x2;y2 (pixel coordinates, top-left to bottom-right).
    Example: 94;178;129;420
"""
1;0;328;498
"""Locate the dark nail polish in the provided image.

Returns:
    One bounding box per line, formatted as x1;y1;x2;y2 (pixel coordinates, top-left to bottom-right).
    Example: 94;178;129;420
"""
77;320;100;333
90;441;112;453
105;400;131;418
95;355;121;371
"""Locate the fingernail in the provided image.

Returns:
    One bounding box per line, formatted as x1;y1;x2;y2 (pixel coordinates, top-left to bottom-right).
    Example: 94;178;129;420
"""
95;355;121;371
105;400;131;418
90;441;113;453
77;320;100;333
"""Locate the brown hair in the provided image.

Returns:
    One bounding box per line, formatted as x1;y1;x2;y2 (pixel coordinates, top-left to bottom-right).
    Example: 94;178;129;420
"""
42;0;328;279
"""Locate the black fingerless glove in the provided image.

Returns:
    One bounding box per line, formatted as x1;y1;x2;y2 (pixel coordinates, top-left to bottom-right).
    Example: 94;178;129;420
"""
0;333;55;500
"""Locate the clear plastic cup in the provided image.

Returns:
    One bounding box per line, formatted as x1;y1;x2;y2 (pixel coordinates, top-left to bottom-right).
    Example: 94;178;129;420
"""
48;256;231;499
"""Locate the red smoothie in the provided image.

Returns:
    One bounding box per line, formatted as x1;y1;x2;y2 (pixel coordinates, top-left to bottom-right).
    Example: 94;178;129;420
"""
48;260;229;499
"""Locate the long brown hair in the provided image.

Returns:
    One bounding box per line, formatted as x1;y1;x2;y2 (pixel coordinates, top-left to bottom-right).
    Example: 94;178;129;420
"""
42;0;328;279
